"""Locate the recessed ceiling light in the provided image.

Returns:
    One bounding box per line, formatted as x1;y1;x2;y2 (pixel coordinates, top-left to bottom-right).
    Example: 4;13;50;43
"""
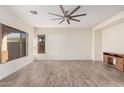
30;10;38;15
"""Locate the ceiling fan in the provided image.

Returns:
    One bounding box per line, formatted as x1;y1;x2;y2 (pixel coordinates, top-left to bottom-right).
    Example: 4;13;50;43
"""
48;5;87;24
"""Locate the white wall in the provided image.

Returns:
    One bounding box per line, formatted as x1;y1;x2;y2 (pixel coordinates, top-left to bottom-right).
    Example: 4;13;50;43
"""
93;10;124;60
102;22;124;54
35;28;92;60
0;6;35;79
92;30;102;61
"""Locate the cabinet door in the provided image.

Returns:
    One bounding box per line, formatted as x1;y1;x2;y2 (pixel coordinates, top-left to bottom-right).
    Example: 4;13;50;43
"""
103;55;108;64
115;57;123;71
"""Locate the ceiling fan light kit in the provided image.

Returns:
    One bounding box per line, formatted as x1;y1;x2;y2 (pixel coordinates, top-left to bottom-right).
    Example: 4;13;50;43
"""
49;5;87;25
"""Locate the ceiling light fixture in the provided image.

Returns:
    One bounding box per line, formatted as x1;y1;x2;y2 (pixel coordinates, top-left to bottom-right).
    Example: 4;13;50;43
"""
49;5;87;25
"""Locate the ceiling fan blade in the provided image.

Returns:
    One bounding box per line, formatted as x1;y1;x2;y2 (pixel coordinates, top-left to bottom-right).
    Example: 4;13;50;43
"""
48;12;63;17
70;18;80;22
67;20;70;24
68;6;81;16
59;19;65;24
60;5;67;17
71;14;87;18
51;17;64;20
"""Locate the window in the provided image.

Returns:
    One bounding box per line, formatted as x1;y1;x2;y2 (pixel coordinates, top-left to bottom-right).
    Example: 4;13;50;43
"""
0;24;28;63
37;35;45;53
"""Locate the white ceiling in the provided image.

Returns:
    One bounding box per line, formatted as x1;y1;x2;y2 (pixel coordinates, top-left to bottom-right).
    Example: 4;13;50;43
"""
4;5;124;28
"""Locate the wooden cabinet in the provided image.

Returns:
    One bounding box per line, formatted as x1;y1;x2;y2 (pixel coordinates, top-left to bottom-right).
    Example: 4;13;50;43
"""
103;52;124;72
115;57;123;71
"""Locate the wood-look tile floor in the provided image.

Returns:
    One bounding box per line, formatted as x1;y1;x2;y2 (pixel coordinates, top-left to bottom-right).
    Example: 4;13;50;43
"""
0;60;124;87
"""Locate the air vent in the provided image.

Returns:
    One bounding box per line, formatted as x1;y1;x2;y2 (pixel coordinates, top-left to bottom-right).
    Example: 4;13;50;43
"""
30;10;38;15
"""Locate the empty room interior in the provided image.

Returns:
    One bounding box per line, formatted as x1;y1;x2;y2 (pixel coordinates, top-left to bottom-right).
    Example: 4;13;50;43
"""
0;5;124;87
